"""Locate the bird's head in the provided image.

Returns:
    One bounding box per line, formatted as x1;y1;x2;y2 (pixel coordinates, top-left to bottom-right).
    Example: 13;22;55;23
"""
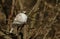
22;11;26;14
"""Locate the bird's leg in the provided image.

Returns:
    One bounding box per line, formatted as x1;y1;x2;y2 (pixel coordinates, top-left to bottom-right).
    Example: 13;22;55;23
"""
17;25;21;35
17;24;24;36
17;24;25;32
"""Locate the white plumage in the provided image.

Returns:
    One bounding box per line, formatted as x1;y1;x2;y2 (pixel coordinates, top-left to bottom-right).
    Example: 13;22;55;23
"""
13;13;27;24
10;12;28;33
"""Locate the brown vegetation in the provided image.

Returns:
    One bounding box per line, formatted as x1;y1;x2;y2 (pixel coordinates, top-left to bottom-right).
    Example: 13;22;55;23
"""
0;0;60;39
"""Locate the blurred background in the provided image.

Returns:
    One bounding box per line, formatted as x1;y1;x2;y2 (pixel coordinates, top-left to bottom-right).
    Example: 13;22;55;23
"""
0;0;60;39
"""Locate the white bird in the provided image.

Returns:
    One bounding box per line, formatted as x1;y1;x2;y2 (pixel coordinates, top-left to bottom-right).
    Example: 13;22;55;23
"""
10;11;28;33
13;13;27;24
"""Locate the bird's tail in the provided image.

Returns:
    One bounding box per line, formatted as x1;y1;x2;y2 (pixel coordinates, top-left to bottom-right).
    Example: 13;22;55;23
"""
10;28;14;33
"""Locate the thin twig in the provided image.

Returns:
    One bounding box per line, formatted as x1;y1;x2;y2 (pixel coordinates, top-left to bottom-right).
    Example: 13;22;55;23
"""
7;0;15;32
28;0;41;16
